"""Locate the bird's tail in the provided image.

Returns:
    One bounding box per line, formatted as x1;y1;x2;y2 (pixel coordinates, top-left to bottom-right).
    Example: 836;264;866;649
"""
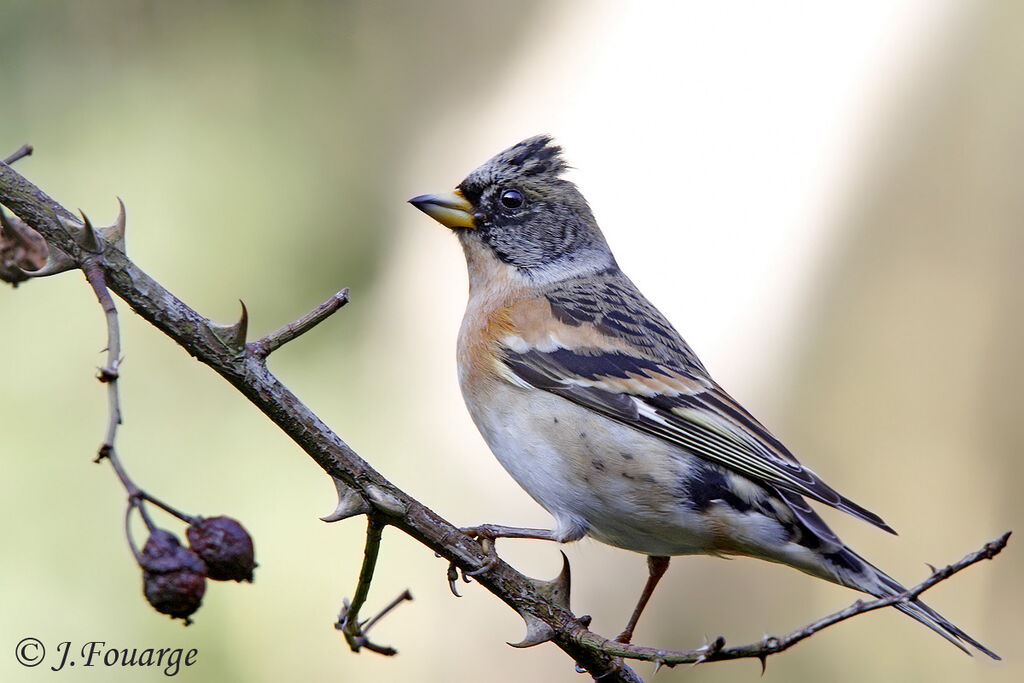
825;545;1000;660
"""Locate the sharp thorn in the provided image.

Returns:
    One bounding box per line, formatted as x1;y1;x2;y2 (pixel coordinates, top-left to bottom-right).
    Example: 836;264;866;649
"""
236;300;249;343
211;300;248;352
506;555;570;648
77;211;102;253
526;550;571;610
99;197;127;251
507;611;555;648
320;477;369;522
19;246;77;277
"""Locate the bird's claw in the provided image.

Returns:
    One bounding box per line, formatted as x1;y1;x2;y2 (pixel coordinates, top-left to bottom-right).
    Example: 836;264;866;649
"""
446;561;474;597
460;525;501;576
465;553;499;577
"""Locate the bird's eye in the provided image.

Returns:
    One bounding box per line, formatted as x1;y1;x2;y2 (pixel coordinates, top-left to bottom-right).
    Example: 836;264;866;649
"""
499;189;524;210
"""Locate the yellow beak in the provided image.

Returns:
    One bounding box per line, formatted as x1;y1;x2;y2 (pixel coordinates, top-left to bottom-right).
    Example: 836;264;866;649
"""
408;190;477;229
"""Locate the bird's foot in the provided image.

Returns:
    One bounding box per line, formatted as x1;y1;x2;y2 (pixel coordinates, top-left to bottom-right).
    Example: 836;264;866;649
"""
459;523;565;576
460;525;502;576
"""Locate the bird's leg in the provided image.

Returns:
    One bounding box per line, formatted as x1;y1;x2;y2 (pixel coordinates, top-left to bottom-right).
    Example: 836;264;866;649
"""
615;555;670;644
462;524;566;542
460;524;582;576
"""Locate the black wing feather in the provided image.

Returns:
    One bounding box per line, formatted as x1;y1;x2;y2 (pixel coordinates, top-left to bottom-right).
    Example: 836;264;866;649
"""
502;346;895;534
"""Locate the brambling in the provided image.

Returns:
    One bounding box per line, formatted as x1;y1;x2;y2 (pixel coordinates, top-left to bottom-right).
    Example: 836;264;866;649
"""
410;135;997;657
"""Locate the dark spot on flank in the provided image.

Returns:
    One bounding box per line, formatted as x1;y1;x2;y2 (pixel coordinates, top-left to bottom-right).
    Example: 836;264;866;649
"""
579;432;587;439
620;452;634;460
553;417;559;424
591;459;605;471
777;518;801;545
823;549;863;574
621;472;634;480
681;466;753;513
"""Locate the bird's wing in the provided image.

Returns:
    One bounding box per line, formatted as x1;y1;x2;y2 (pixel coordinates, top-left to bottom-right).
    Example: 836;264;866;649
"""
498;289;894;534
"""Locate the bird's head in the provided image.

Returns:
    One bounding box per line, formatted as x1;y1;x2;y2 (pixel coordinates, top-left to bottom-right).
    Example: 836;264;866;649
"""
410;135;615;283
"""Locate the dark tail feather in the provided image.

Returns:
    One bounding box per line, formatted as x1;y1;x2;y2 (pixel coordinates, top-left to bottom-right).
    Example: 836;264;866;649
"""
873;570;1001;660
834;495;897;535
841;549;1000;660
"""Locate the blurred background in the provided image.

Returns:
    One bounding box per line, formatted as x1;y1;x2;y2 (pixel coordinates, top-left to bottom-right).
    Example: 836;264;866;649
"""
1;1;1021;681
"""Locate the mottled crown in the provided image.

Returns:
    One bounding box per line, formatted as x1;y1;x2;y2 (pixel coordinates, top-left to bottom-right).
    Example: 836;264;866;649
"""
459;135;569;200
497;135;568;178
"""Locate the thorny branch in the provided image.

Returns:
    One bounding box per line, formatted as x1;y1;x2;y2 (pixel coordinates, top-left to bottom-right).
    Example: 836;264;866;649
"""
0;152;637;681
0;151;1008;682
574;531;1010;672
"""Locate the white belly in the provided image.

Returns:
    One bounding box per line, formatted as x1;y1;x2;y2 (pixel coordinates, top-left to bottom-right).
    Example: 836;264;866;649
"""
462;378;721;556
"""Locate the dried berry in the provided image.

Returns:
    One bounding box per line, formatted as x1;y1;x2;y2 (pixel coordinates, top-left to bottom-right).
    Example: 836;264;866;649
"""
186;516;256;582
140;529;207;622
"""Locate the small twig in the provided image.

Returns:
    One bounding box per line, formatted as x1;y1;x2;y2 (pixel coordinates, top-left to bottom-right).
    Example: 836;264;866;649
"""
79;225;196;541
3;144;33;165
138;490;198;525
81;256;145;530
577;531;1011;667
336;515;411;656
252;289;349;359
346;515;385;631
124;500;144;563
135;497;158;532
81;256;149;527
82;262;122;454
361;589;414;634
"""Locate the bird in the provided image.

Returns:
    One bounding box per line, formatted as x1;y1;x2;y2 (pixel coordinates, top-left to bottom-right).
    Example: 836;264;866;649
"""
409;135;997;657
